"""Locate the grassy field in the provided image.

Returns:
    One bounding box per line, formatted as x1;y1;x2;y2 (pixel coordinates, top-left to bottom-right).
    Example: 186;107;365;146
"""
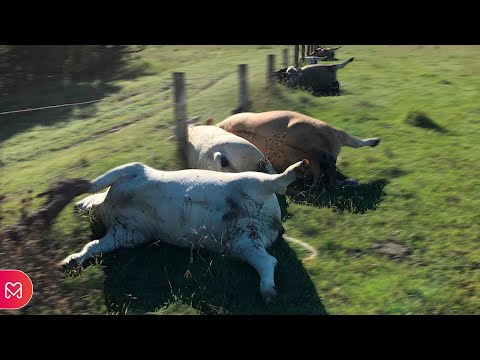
1;45;479;314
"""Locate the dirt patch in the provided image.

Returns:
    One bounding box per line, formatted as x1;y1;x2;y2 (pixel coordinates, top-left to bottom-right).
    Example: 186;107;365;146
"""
345;241;411;261
0;177;104;314
0;222;104;314
373;241;411;260
1;178;90;242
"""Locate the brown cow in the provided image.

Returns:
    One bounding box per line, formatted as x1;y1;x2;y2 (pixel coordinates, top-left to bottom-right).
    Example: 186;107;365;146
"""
217;110;380;186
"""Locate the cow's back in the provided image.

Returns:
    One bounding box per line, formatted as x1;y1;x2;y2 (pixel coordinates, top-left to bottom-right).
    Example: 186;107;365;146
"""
217;111;342;172
299;64;337;89
97;167;281;250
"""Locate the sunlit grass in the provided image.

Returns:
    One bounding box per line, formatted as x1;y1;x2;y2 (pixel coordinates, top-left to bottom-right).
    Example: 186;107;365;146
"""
1;45;479;314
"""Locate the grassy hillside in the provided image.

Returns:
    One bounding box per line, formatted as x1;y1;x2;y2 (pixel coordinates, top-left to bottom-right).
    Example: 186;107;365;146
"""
1;45;479;314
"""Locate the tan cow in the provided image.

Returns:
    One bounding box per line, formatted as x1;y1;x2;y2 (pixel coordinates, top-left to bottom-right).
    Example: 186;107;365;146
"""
217;110;380;186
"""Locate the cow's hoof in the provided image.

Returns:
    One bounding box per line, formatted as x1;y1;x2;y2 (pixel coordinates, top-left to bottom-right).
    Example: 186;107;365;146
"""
370;138;381;147
300;159;310;172
58;257;83;277
261;283;277;304
337;179;361;188
294;159;310;178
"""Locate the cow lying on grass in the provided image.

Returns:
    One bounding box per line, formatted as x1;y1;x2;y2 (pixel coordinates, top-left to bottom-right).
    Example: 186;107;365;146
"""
309;46;343;61
275;57;354;96
186;124;276;174
298;56;327;65
60;159;310;302
217;110;380;187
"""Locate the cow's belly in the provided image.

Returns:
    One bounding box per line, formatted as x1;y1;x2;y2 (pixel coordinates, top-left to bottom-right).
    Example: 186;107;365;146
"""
97;179;282;252
232;132;313;174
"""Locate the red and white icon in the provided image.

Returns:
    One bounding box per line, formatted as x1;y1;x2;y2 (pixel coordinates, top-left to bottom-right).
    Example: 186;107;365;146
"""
5;282;23;299
0;270;33;309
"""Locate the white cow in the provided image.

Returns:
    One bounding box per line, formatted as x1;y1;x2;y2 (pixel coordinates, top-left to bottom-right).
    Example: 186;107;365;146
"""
186;125;276;174
63;159;310;302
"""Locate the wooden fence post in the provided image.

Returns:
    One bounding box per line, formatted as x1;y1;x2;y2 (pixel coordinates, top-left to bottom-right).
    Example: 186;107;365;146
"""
238;64;249;112
283;48;289;68
173;72;188;168
294;45;299;67
267;54;275;88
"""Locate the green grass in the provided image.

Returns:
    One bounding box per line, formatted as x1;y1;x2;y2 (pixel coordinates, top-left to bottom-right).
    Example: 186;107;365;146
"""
1;45;480;314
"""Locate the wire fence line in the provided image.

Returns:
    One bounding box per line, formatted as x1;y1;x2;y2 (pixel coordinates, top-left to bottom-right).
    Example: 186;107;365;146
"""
0;99;103;116
2;49;293;200
0;66;266;119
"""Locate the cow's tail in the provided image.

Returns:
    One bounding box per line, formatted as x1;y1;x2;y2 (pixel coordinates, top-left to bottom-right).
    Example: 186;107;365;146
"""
333;57;354;71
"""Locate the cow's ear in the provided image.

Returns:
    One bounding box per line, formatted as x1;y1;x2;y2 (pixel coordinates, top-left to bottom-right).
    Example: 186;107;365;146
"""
213;151;229;169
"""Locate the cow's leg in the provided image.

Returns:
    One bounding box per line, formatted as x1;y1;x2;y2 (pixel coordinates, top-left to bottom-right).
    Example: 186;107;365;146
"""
262;159;309;195
310;150;361;187
231;239;278;303
311;150;337;186
59;226;143;272
339;130;380;148
75;191;108;213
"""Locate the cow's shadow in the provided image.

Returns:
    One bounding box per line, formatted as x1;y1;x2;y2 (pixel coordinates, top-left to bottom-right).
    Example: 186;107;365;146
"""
286;171;389;214
91;212;327;315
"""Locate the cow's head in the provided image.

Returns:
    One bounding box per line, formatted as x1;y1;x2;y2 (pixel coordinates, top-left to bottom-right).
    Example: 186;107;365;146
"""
285;66;300;81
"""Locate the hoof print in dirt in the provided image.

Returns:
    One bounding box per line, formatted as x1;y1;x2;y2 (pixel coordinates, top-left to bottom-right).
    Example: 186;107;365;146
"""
373;241;411;260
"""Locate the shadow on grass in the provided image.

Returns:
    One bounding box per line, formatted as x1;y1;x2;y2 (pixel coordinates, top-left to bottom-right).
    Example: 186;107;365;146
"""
0;63;154;142
101;237;326;315
287;172;389;214
404;111;447;133
87;215;326;315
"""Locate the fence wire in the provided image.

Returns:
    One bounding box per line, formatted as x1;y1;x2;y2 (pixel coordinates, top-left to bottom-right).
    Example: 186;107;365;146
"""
2;51;289;201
